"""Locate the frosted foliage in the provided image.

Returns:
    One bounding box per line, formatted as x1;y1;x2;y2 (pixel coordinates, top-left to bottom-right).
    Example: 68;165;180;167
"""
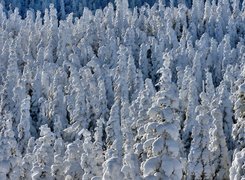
218;82;234;150
187;92;214;179
102;157;124;180
142;156;160;177
230;148;245;180
209;100;230;179
234;82;245;151
141;65;183;179
0;0;244;179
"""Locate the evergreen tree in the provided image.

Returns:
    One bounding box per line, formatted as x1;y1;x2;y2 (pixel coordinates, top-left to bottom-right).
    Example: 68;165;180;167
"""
209;99;230;179
142;66;183;179
63;141;83;179
217;81;234;151
187;92;214;179
229;148;245;180
31;125;55;180
0;115;21;180
17;95;31;154
233;82;245;152
103;100;124;180
51;138;65;179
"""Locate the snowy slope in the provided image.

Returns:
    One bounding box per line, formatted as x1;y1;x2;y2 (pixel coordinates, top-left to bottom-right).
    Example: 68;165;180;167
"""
0;0;244;179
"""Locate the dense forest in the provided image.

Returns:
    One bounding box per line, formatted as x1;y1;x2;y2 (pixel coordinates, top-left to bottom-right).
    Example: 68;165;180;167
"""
1;0;243;18
0;0;244;179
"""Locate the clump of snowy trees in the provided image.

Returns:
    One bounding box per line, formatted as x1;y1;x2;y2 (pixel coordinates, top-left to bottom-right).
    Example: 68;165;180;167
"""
0;0;244;179
0;0;156;19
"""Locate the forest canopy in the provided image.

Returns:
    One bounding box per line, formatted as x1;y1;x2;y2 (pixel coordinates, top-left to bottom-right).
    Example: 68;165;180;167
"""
0;0;244;179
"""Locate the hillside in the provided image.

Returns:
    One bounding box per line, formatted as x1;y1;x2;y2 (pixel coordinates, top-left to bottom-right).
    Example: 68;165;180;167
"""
0;0;244;179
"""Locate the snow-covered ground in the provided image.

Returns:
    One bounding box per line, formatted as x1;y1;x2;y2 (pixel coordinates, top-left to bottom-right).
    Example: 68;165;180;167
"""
0;0;244;179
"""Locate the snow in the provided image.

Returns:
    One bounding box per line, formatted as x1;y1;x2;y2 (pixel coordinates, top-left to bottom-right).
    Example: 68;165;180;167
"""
152;137;164;155
0;0;244;179
142;156;161;177
230;148;245;180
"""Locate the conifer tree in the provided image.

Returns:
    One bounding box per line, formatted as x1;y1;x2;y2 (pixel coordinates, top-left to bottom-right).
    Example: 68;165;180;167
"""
229;148;245;180
233;82;245;151
0;115;21;180
217;81;234;150
103;100;124;180
17;95;31;154
31;125;55;180
209;99;230;179
63;141;83;179
187;92;214;180
142;65;183;179
51;138;65;179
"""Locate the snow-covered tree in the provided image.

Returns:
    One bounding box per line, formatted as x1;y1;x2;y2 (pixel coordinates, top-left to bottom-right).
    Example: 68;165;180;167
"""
229;148;245;180
103;100;124;180
63;141;83;179
217;81;234;151
233;82;245;152
182;75;199;155
17;95;31;153
51;138;65;179
187;92;214;180
209;99;230;179
0;115;21;180
31;125;55;180
141;66;183;179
